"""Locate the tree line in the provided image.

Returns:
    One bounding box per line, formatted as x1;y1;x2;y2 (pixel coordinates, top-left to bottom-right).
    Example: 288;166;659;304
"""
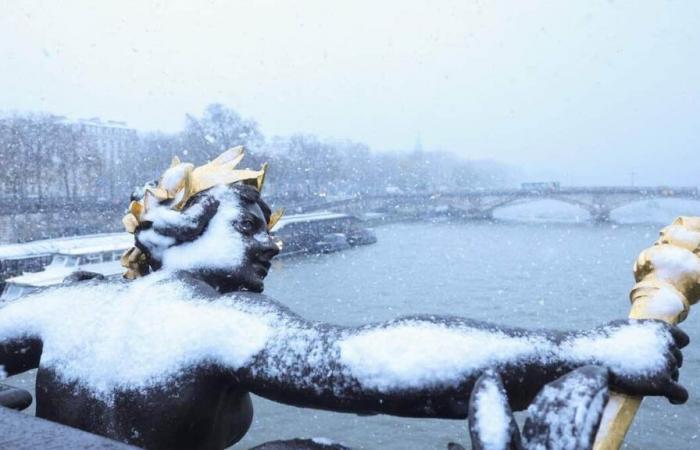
0;104;514;206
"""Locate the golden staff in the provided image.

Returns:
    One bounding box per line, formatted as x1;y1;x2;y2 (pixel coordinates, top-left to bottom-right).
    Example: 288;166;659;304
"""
593;216;700;449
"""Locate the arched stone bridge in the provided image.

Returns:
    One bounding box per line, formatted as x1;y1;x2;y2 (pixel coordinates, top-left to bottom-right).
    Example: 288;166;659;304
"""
292;186;700;223
1;186;698;222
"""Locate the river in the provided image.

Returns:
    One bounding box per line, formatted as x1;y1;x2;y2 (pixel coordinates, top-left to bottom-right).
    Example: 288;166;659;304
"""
5;218;700;449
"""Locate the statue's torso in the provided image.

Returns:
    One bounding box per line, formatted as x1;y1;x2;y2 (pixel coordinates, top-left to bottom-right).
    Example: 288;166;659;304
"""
35;365;253;450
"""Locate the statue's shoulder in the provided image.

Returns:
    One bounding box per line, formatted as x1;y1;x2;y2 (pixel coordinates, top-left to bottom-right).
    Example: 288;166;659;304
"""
167;272;220;298
160;272;298;317
217;290;299;317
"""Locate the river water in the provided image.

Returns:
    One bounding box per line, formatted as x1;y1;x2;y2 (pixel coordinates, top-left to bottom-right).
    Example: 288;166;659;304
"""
5;219;700;449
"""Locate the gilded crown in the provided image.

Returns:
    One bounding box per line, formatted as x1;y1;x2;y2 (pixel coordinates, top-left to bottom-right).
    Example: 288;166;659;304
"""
120;146;283;279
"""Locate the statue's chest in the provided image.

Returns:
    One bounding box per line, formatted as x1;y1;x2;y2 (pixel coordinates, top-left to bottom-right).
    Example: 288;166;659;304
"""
35;366;253;449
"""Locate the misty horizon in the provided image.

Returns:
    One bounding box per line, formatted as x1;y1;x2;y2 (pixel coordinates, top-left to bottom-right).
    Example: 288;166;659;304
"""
1;1;699;186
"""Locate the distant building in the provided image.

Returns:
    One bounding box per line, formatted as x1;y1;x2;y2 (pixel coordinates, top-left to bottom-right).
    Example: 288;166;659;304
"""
60;117;139;199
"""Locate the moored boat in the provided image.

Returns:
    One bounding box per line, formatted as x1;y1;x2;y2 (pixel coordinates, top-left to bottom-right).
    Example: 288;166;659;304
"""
1;244;129;303
0;233;133;280
271;211;376;256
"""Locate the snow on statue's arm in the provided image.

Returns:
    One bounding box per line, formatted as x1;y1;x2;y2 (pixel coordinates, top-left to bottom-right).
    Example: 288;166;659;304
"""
227;293;688;418
0;271;115;380
0;271;117;380
0;274;123;380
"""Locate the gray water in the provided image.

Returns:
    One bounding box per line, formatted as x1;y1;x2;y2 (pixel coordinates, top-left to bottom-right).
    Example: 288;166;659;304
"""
238;221;700;449
6;221;700;449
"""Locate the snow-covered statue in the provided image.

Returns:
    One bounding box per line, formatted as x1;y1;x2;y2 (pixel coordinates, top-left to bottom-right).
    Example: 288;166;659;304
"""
0;148;697;450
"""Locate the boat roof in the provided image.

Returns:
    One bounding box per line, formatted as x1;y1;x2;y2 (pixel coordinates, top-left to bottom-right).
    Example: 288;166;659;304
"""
271;211;354;231
56;243;132;256
0;233;133;260
5;270;74;287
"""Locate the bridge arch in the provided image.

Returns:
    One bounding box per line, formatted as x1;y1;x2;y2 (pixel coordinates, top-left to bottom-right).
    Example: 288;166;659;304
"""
487;198;591;222
475;190;700;223
608;197;700;223
290;187;699;223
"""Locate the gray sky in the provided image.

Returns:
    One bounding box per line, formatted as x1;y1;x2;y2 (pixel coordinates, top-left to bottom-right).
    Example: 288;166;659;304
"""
1;0;698;185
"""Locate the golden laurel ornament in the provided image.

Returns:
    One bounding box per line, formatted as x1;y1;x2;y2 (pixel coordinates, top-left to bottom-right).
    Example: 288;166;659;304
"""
120;146;283;279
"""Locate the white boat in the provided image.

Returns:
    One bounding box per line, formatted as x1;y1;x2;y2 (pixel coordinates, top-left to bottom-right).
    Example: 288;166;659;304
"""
1;243;130;302
0;233;133;279
271;211;376;256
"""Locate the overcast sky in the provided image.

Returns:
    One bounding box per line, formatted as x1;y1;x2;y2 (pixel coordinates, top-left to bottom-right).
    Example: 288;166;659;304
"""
1;0;698;185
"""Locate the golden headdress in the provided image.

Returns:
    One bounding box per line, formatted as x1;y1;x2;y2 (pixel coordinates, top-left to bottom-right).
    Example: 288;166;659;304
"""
120;146;284;279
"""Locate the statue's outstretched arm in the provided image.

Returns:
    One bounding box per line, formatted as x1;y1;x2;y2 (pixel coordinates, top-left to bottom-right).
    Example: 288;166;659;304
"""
230;301;686;419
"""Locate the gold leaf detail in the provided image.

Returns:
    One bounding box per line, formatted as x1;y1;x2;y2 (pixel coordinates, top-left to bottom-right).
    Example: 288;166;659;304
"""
121;146;279;238
122;213;139;234
268;207;285;231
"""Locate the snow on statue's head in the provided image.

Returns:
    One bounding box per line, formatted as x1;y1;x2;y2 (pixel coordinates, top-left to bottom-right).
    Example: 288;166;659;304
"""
120;147;282;293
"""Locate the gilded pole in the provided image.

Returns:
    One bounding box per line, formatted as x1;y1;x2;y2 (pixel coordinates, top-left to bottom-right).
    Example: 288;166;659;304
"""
593;216;700;449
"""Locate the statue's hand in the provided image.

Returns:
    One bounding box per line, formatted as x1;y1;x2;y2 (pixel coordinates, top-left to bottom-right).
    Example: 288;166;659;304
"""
562;319;689;404
63;270;105;283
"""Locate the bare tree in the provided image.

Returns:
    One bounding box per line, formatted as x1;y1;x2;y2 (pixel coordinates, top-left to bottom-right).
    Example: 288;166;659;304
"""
182;103;263;162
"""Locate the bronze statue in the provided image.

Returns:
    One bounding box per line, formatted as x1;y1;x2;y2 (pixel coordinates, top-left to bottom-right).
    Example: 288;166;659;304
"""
0;149;694;450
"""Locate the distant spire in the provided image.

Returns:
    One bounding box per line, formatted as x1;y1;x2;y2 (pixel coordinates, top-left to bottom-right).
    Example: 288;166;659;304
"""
413;134;423;153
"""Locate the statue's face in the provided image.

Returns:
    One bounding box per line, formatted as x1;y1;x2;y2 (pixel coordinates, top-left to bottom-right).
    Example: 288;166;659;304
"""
198;199;280;293
138;185;279;293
